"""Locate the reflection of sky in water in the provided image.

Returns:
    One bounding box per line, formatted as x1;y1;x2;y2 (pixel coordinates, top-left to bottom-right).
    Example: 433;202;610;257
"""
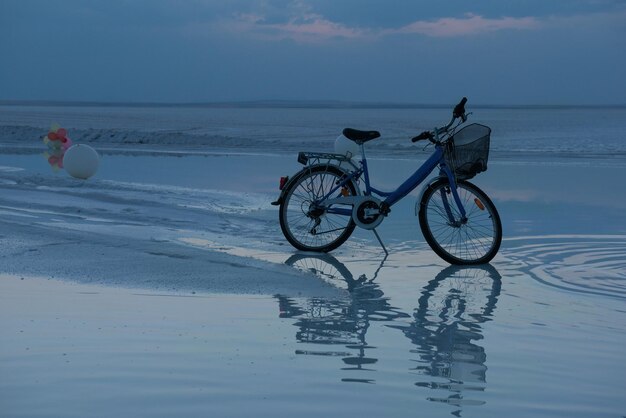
3;244;625;417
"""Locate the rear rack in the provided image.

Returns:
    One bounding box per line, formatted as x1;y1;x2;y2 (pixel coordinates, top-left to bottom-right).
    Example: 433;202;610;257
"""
297;152;359;171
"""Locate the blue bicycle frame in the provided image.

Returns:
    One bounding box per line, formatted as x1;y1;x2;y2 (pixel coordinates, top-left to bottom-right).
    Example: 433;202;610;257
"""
320;143;468;223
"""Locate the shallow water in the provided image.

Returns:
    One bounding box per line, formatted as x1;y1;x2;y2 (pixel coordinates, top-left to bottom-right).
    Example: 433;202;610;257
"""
1;142;626;416
2;248;625;417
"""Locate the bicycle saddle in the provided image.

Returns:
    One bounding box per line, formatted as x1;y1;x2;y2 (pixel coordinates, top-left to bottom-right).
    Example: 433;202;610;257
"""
342;128;381;144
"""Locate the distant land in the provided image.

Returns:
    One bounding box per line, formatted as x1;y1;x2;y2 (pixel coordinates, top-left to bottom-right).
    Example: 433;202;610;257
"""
0;100;624;109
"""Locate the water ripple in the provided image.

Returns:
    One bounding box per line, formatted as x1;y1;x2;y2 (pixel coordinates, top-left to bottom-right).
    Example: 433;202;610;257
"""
502;235;626;299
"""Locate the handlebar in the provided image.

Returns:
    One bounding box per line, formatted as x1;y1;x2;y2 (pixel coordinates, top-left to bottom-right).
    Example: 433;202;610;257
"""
411;97;468;143
411;131;434;143
453;97;467;121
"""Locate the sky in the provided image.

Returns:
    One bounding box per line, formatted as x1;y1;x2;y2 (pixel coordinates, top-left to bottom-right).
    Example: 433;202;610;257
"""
1;0;625;105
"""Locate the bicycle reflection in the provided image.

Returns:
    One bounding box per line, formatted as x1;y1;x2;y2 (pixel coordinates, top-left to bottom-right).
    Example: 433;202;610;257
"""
277;253;502;413
278;254;409;383
391;264;501;410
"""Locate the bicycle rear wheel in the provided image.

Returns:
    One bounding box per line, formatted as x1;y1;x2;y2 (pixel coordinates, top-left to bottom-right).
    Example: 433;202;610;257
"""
279;165;357;252
419;178;502;265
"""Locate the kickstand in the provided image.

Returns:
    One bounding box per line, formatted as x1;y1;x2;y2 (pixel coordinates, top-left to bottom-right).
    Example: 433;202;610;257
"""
372;228;389;256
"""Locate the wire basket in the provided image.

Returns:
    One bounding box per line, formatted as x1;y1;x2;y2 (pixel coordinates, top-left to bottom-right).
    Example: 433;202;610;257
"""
445;123;491;180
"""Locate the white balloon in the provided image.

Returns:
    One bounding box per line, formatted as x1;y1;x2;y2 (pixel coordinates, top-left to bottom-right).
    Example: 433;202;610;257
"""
334;134;360;159
64;144;100;179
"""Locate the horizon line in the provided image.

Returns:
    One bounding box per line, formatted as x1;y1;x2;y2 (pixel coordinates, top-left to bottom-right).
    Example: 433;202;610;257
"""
1;99;625;109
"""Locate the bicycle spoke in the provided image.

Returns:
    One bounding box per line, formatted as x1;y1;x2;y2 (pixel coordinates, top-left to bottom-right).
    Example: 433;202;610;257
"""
281;168;355;252
422;181;500;263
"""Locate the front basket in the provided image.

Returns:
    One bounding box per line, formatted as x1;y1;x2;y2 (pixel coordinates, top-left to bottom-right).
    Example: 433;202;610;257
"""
446;123;491;180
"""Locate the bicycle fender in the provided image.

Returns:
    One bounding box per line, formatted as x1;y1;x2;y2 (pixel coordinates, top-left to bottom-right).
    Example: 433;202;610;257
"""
414;176;446;216
271;174;299;206
271;166;318;206
272;164;358;206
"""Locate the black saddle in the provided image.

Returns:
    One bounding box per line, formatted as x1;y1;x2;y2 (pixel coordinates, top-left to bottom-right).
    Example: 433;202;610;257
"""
342;128;381;144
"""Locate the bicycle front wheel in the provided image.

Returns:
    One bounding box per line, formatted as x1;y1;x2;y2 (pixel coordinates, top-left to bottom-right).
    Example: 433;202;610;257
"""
419;178;502;265
279;165;357;252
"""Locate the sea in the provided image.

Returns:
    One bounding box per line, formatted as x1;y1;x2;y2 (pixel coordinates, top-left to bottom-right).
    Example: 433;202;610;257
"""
1;102;626;161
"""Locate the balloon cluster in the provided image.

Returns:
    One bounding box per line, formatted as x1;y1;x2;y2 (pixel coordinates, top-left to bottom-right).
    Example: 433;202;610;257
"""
43;124;72;171
45;124;73;150
42;124;100;179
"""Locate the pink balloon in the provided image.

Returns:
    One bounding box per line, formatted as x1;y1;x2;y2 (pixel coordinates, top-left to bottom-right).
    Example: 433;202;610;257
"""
48;155;64;168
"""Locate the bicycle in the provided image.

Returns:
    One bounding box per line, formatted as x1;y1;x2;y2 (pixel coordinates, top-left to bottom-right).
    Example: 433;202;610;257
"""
272;98;502;265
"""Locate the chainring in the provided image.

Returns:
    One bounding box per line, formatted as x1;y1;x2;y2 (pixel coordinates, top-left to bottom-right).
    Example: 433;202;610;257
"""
352;197;385;230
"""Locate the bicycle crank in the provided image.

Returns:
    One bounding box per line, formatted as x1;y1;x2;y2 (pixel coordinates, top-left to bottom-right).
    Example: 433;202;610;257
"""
352;197;387;230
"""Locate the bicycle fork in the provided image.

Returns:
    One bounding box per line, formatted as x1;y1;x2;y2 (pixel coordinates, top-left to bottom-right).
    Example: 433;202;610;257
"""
440;171;468;227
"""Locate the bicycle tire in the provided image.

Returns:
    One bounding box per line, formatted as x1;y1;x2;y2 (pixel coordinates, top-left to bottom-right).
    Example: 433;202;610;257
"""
419;178;502;265
279;165;358;252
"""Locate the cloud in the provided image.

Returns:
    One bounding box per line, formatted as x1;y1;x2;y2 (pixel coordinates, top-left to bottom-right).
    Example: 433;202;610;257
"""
267;14;365;40
225;10;539;42
227;10;367;42
390;13;539;37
